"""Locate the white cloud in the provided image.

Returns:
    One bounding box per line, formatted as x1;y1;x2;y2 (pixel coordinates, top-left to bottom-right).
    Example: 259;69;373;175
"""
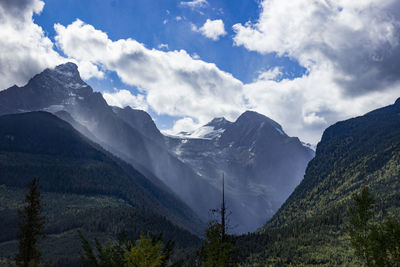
245;67;400;143
1;0;398;144
195;19;227;41
233;0;400;143
55;19;245;126
192;53;200;59
180;0;208;9
158;43;169;50
175;16;182;21
162;117;201;136
0;0;64;89
233;0;400;96
256;67;282;81
74;60;104;80
103;89;148;111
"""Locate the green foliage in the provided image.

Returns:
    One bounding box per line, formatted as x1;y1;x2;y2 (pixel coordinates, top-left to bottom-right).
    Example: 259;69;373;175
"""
348;187;400;266
79;231;174;267
198;221;236;267
0;185;200;265
236;99;400;265
0;111;203;236
15;178;46;267
0;111;202;264
348;186;375;265
79;230;125;267
124;233;165;267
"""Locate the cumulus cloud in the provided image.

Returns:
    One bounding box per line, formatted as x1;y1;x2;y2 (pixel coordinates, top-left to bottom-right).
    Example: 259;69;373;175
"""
233;0;400;96
157;43;169;50
162;117;201;136
74;60;104;80
2;0;398;144
55;19;245;125
180;0;208;9
103;89;148;111
194;19;227;41
0;0;44;19
245;68;400;143
233;0;400;143
0;0;64;89
256;67;282;81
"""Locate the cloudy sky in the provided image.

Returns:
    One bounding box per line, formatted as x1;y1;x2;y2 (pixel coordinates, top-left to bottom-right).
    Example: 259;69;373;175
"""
0;0;399;144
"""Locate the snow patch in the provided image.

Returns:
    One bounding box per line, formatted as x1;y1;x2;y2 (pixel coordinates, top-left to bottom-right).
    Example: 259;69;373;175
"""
173;126;226;140
275;127;285;136
43;105;65;113
302;142;316;151
66;82;84;89
55;69;74;77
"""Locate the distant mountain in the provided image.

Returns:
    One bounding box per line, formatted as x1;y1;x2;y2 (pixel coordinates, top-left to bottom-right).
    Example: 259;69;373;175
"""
175;117;233;139
166;111;314;233
0;63;222;225
0;111;202;264
0;62;315;234
112;106;165;146
237;97;400;265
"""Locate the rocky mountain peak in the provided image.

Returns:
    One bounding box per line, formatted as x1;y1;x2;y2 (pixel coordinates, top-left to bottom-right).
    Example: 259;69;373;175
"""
54;62;79;76
231;110;286;139
205;117;232;130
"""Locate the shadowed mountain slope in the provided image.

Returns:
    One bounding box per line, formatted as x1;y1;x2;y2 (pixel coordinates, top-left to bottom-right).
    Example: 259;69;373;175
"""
237;97;400;265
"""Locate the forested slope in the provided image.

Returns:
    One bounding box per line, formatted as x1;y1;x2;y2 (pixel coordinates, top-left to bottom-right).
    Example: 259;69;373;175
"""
0;112;202;265
237;98;400;265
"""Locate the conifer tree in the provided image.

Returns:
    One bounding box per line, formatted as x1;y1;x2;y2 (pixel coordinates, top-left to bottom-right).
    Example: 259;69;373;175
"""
198;173;236;266
348;186;400;266
15;178;45;267
79;231;173;267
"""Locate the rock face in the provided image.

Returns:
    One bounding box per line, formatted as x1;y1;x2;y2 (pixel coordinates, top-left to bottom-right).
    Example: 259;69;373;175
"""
166;111;315;232
0;62;314;233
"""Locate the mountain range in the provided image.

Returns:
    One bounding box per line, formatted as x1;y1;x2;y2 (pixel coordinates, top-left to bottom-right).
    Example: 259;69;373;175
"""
0;62;314;233
0;62;399;265
166;111;314;232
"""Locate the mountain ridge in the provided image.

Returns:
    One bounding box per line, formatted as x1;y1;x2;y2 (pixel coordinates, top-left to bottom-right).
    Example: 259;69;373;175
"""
166;109;314;232
0;62;314;233
237;96;400;265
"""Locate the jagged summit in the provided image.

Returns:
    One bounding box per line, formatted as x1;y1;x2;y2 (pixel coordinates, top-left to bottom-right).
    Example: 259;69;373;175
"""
236;110;283;133
166;109;314;233
34;62;82;82
0;62;93;116
54;62;79;75
204;117;232;130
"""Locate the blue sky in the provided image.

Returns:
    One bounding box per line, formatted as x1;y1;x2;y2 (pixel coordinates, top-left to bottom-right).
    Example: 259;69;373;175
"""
1;0;399;144
34;0;305;84
32;0;306;130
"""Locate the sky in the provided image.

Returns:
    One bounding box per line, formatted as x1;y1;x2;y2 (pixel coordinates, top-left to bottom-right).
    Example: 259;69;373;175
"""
0;0;399;144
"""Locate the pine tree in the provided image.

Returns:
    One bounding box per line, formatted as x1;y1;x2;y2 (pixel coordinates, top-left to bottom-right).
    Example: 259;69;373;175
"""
348;186;400;266
198;173;236;266
348;186;375;265
15;178;46;267
79;231;174;267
